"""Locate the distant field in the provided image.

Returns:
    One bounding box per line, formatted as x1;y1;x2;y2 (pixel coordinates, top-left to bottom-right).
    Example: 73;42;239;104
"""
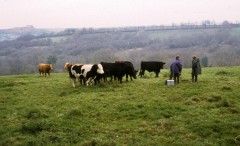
0;66;240;145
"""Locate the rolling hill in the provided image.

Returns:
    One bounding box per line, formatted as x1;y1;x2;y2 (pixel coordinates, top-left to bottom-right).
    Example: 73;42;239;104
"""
0;24;240;75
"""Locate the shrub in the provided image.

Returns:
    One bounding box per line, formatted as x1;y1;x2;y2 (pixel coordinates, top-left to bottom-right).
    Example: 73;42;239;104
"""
65;109;83;119
21;120;53;134
221;86;232;92
216;99;232;108
0;81;14;88
24;108;48;119
215;70;232;76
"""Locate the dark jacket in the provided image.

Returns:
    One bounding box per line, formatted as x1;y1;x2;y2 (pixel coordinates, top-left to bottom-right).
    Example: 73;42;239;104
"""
192;58;201;75
172;59;182;74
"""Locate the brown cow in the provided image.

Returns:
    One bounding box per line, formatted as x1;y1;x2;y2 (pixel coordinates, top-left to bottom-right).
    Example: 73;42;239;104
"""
38;63;53;76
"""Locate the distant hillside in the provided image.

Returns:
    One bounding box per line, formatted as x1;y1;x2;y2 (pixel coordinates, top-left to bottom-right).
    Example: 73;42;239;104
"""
0;23;240;75
0;25;57;41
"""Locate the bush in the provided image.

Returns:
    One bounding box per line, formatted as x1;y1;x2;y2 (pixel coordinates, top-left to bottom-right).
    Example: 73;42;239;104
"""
21;120;53;134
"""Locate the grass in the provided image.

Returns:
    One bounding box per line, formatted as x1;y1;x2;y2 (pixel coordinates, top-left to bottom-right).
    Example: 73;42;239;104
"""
0;66;240;145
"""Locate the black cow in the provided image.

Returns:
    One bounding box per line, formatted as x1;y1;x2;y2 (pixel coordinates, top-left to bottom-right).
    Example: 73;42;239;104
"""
114;62;137;83
68;64;104;87
101;62;137;83
100;62;116;81
139;61;165;77
115;61;138;81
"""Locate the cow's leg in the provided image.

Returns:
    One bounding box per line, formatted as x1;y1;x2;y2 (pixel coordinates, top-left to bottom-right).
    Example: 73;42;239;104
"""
71;78;76;87
155;72;159;77
95;77;100;85
141;70;145;77
92;76;98;85
138;70;141;76
79;76;85;85
104;75;107;82
79;78;83;85
78;78;82;85
126;74;128;82
119;77;123;83
86;78;91;86
95;75;101;85
90;79;94;86
94;79;97;85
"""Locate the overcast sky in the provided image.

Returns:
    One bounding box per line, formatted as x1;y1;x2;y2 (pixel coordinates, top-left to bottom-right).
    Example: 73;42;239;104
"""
0;0;240;29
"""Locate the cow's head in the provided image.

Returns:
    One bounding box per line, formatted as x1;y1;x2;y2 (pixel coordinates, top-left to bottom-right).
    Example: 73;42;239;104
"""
132;70;138;79
64;62;72;72
161;62;166;69
50;64;53;70
97;64;104;74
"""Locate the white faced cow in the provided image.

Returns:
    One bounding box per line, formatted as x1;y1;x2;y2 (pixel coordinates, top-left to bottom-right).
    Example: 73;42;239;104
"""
69;64;104;87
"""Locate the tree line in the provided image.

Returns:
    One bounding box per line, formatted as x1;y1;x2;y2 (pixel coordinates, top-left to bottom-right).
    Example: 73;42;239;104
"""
0;23;240;75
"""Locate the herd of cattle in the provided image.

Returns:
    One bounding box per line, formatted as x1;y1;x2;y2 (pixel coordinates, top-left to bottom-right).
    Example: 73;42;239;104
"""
38;61;166;87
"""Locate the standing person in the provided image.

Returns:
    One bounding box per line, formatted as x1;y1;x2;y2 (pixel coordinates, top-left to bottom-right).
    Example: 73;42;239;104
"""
172;55;182;84
192;56;202;82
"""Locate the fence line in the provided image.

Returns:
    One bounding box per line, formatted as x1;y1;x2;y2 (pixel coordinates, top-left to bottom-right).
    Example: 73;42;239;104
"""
75;23;240;34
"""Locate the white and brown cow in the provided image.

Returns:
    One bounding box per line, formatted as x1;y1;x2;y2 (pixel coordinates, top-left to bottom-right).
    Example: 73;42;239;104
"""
38;63;53;76
69;64;104;87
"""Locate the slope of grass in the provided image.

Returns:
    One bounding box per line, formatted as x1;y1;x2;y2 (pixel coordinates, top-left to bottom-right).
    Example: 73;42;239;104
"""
0;66;240;145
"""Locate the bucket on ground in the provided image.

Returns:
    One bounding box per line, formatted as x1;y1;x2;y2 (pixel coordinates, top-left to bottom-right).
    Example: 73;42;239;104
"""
167;80;174;86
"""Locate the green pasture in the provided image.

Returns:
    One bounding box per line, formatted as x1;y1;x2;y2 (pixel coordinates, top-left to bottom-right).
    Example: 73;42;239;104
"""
0;66;240;145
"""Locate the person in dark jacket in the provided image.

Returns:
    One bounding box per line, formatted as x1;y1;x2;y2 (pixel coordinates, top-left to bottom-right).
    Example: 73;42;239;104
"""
192;56;202;82
171;55;182;83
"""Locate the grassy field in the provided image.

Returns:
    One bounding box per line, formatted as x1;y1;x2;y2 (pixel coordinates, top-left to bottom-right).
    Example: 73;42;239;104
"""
0;66;240;146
